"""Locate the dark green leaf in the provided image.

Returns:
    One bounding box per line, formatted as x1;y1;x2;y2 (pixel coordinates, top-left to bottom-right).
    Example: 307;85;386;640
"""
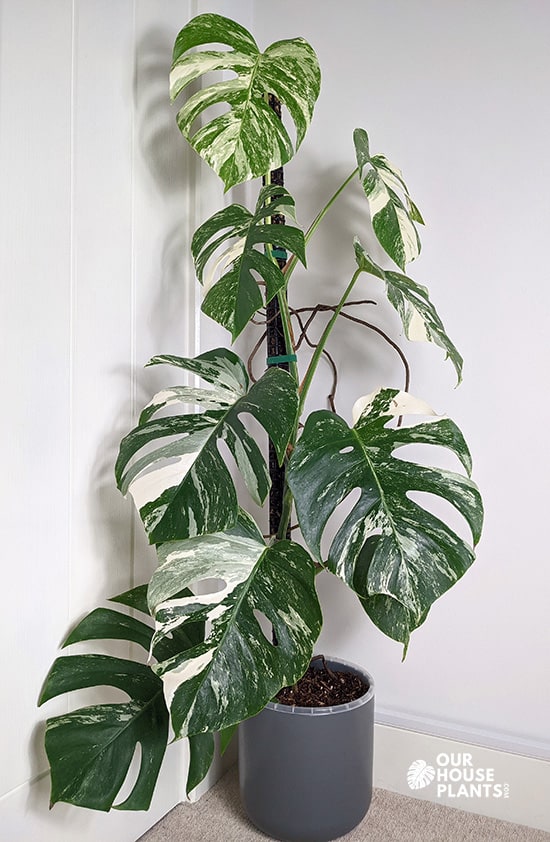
62;608;153;653
187;732;215;796
39;655;168;811
110;584;149;616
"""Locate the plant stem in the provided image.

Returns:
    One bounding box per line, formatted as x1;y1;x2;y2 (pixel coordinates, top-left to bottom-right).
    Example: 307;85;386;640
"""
283;167;358;285
298;267;363;415
273;169;360;540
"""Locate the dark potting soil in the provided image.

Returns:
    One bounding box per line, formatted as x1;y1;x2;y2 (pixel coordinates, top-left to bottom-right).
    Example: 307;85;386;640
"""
276;657;369;707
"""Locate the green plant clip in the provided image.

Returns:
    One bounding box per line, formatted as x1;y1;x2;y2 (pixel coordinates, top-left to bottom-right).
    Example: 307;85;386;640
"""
266;354;298;365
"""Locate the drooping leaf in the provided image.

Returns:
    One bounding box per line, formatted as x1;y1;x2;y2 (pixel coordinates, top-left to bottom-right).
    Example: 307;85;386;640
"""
147;531;322;738
39;654;168;812
192;185;306;338
354;128;422;270
62;607;153;653
110;583;150;615
287;388;483;648
187;732;215;796
108;584;205;661
354;239;463;384
38;587;210;811
115;350;299;545
219;723;238;755
170;14;321;190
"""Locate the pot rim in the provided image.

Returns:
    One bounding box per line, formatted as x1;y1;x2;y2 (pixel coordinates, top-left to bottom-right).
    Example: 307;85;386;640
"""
265;657;375;716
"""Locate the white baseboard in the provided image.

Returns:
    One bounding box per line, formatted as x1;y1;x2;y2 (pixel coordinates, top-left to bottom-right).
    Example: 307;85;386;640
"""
374;722;550;833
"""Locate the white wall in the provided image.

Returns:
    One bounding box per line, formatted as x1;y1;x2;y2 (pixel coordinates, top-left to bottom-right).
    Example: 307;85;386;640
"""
0;1;234;839
252;0;550;767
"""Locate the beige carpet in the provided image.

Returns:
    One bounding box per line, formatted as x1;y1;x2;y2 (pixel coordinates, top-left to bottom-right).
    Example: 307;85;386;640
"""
138;766;549;842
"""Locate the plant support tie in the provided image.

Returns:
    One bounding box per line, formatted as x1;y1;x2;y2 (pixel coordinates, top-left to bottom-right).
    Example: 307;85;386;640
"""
266;354;297;365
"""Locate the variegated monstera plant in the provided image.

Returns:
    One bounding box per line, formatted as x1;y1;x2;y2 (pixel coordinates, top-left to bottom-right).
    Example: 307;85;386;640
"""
39;14;483;813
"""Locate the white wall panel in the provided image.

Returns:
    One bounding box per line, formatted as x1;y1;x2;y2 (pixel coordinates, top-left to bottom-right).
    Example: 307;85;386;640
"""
69;0;136;619
252;0;550;765
0;0;206;838
0;0;74;796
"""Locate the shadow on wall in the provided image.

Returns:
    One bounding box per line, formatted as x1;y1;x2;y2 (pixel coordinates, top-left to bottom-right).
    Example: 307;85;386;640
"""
135;27;191;196
135;27;197;353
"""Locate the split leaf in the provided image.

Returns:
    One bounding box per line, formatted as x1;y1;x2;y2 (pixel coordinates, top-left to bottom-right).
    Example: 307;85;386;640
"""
171;13;321;189
287;388;483;648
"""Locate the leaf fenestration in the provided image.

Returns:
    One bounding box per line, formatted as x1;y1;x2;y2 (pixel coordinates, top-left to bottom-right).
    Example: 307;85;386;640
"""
115;350;299;544
39;653;168;812
148;532;322;738
193;185;306;338
287;388;483;647
171;14;321;189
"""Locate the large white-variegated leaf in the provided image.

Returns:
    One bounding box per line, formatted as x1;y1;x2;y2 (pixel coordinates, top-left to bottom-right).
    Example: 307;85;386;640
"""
354;239;463;384
116;349;298;544
354;128;423;270
148;531;322;737
171;13;321;190
192;185;306;339
287;388;483;648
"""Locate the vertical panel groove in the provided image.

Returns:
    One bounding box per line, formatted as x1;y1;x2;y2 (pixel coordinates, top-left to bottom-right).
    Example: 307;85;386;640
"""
67;0;77;653
129;0;137;595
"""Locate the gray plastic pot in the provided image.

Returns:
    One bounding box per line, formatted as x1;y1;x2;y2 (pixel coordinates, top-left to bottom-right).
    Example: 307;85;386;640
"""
239;658;374;842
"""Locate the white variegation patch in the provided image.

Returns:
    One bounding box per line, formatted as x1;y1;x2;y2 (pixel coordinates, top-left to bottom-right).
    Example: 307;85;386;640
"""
129;453;199;510
169;52;251;101
394;206;420;265
365;173;391;216
143;386;234;416
352;389;437;425
407;304;431;342
375;155;408;195
203;236;246;294
162;650;215;712
148;531;321;738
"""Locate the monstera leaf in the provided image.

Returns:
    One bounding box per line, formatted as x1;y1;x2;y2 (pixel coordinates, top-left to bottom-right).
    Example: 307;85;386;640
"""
38;588;166;811
170;13;321;189
38;585;211;809
147;528;322;738
354;128;423;270
115;349;298;545
287;388;483;648
192;184;306;338
354;239;463;383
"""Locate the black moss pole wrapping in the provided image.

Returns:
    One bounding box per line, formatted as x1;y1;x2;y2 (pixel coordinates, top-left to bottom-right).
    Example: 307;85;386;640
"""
263;94;290;541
